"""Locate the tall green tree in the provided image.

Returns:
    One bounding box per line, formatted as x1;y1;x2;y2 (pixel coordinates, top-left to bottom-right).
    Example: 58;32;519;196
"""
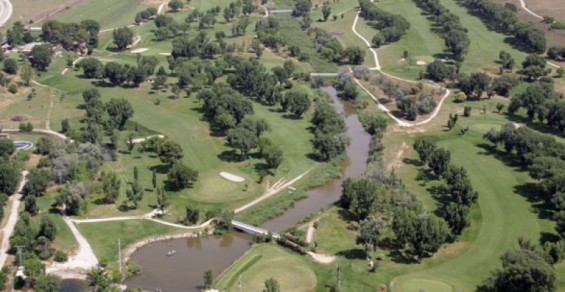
112;27;134;51
29;44;52;71
204;268;215;289
356;216;385;258
428;148;451;177
227;127;258;160
105;98;134;130
263;278;281;292
157;140;184;164
102;171;121;203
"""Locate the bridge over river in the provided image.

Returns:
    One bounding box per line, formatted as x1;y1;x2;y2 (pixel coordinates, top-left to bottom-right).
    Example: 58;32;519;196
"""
231;220;280;239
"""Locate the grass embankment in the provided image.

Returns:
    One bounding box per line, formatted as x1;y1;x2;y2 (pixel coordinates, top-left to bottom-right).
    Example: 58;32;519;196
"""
216;244;317;291
35;192;79;254
49;0;152;30
77;220;181;268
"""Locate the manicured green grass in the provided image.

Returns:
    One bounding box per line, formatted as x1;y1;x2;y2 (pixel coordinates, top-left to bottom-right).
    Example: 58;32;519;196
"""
216;244;317;291
376;0;446;79
48;0;152;30
77;220;181;268
34;192;78;254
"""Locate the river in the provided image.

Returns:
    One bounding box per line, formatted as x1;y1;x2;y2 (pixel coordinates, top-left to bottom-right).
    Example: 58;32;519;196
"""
120;86;371;291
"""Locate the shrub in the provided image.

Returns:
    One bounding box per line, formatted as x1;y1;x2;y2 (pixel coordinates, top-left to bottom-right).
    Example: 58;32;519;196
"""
8;84;17;94
54;250;68;262
463;106;471;117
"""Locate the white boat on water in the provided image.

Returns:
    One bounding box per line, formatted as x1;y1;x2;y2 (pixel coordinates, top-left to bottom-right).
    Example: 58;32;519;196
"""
166;250;177;256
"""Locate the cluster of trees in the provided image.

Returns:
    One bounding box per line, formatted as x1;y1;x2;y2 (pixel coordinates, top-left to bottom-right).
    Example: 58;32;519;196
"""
134;7;158;24
396;90;438;120
414;139;479;235
41;19;100;50
547;46;565;61
79;88;134;144
226;118;271;160
508;82;565;132
484;123;565;251
255;17;286;51
151;14;191;41
462;0;546;53
112;26;134;51
480;238;561;291
171;32;224;59
413;0;469;61
5;22;33;46
79;57;158;87
312;29;365;65
199;83;254;134
311;99;349;161
358;0;410;47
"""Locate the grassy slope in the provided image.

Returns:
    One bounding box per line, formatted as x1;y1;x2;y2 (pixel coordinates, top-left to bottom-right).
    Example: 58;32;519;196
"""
216;244;317;291
48;0;151;30
77;220;180;268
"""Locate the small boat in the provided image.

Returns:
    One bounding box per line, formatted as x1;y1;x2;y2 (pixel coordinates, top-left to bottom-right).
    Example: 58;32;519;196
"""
166;250;176;256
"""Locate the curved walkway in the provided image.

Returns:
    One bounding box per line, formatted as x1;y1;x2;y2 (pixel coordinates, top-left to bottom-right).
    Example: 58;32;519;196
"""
518;0;543;20
2;128;69;140
0;171;28;269
350;7;451;127
0;0;12;28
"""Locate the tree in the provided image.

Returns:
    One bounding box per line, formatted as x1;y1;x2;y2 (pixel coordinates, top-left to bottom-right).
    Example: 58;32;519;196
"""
264;144;283;173
499;50;515;71
556;212;565;239
25;195;39;215
19;63;33;86
39;216;57;240
413;138;437;163
30;44;52;71
340;178;383;221
392;209;450;261
152;169;157;190
34;274;61;292
168;0;184;12
3;58;18;74
204;268;215;289
322;3;331;22
23;255;45;284
0;138;15;158
263;278;281;292
105;98;134;130
23;169;51;197
35;137;53;155
185;206;200;224
158;140;184;164
102;171;121;203
443;202;470;235
167;162;198;190
126;181;144;208
356;216;385;258
480;239;556;292
113;27;134;51
78;58;104;78
426;59;451;82
227;127;258;160
0;162;20;194
156;186;168;211
282;91;311;118
428;148;451;177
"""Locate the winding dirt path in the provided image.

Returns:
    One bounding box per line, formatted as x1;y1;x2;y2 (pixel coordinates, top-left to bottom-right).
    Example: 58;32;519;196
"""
0;0;12;28
0;171;28;269
351;6;452;128
518;0;543;20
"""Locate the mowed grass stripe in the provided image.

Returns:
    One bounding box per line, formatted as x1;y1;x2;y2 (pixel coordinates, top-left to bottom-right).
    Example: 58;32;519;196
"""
395;130;547;290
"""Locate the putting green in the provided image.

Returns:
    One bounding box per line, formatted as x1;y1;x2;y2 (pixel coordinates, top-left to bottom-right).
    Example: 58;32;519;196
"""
190;173;250;203
217;244;317;292
397;278;454;292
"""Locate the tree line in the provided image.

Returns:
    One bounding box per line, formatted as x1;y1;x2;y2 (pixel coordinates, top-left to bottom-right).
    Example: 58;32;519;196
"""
41;19;100;52
480;124;565;291
312;28;365;65
413;139;478;235
79;56;158;87
358;0;410;47
460;0;546;53
412;0;470;61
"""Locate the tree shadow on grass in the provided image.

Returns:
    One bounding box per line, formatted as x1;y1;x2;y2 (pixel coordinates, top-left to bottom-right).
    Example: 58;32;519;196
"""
388;249;418;264
336;248;366;260
149;164;170;175
415;167;436;184
475;143;525;170
540;232;562;245
513;183;554;220
504;114;565;139
218;150;242;163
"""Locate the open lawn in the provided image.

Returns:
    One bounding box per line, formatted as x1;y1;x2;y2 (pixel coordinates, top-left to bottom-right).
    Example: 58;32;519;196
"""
77;220;181;268
1;0;74;31
34;193;79;254
48;0;156;30
216;244;317;291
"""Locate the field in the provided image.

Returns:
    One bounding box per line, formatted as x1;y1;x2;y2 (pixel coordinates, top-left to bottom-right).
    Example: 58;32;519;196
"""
0;0;75;31
77;220;181;267
216;244;317;291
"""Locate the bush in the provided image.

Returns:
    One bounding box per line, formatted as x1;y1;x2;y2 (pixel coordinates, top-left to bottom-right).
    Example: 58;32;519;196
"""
463;106;471;117
8;84;17;94
54;250;68;262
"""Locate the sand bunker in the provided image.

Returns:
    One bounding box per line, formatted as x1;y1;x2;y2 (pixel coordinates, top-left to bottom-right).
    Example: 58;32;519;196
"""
131;48;149;53
220;172;245;182
159;52;171;56
416;60;427;66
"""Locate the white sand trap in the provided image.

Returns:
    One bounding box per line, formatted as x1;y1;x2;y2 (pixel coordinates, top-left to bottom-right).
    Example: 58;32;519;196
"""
159;52;171;56
131;48;149;53
416;60;427;66
220;172;245;182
